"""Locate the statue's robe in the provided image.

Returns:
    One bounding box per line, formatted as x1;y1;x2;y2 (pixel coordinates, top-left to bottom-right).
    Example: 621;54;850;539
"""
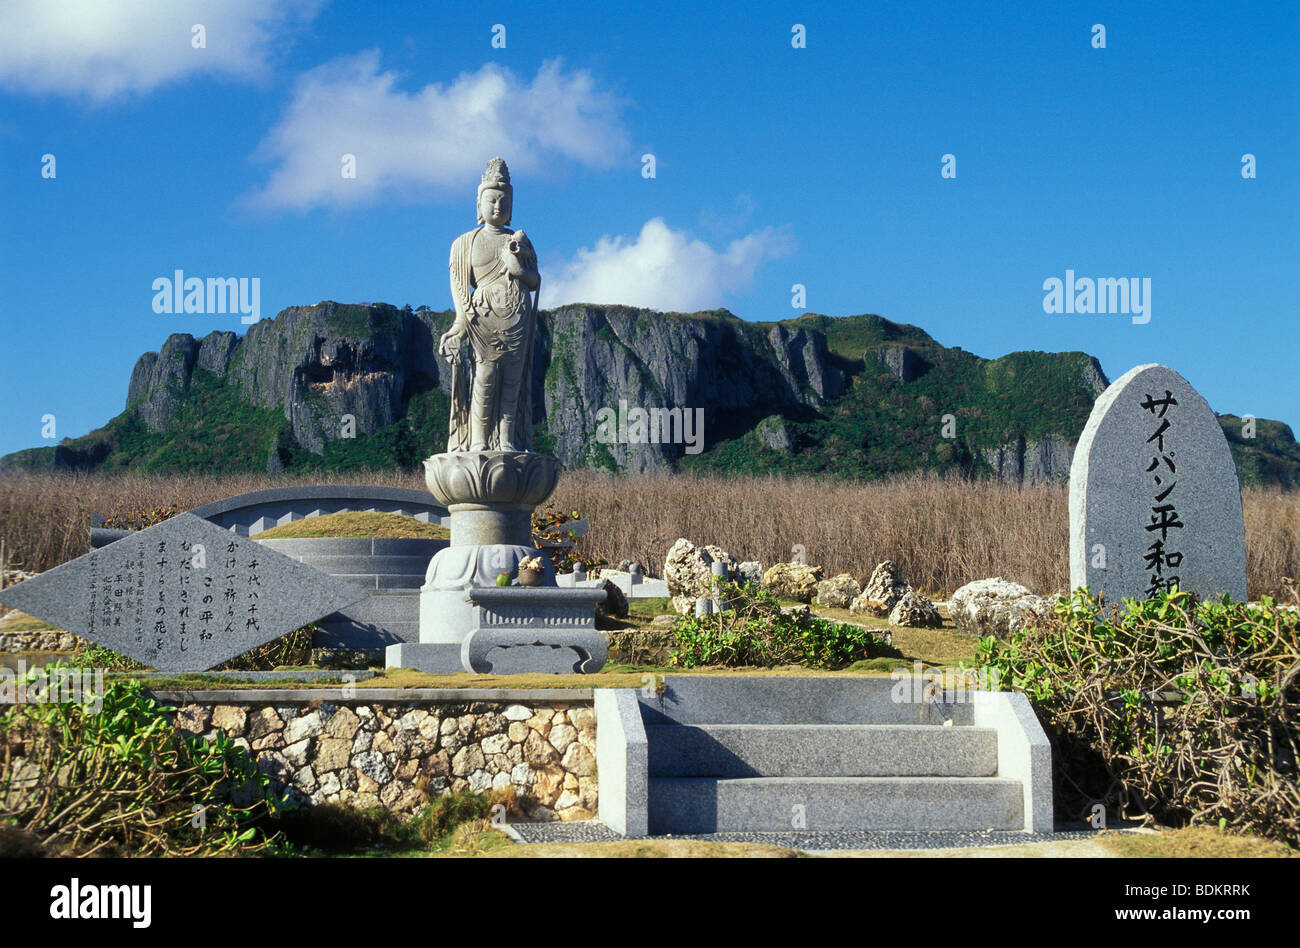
447;226;539;452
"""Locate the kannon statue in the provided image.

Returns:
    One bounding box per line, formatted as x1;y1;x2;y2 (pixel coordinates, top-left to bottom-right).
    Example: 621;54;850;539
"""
438;157;541;453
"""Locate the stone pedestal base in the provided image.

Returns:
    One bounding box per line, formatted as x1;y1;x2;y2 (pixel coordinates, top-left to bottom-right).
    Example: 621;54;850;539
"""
385;449;608;675
419;544;554;644
385;642;463;674
390;588;608;674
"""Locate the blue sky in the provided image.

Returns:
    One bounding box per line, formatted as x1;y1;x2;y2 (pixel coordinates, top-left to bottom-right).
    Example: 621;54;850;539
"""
1;0;1297;457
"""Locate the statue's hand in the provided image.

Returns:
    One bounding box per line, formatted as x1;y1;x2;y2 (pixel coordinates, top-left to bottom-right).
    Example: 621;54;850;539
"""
500;245;524;276
438;327;464;362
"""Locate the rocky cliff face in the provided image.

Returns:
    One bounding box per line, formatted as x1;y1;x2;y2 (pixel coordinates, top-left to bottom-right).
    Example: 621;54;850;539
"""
113;303;851;475
981;436;1077;485
125;305;447;455
538;306;843;473
8;301;1297;487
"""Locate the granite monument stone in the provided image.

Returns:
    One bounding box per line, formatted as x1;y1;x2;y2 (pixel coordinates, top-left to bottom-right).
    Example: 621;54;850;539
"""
0;513;368;673
1069;363;1247;602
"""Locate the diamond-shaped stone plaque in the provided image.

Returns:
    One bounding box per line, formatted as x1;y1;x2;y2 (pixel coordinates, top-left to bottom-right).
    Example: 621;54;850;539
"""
0;513;368;673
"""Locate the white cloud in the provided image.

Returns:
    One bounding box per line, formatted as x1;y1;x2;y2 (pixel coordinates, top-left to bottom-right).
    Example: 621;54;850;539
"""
0;0;322;101
246;54;630;211
543;218;795;312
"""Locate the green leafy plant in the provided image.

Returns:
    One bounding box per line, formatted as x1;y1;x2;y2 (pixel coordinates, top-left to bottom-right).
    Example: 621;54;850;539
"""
72;640;145;671
70;625;316;672
0;670;292;855
978;584;1300;845
669;580;896;669
273;791;495;855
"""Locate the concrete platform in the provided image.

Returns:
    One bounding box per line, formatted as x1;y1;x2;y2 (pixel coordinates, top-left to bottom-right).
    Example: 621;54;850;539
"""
384;642;463;674
647;775;1025;834
646;723;1000;777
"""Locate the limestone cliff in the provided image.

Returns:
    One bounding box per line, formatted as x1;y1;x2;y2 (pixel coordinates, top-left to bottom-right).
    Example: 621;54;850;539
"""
4;302;1298;487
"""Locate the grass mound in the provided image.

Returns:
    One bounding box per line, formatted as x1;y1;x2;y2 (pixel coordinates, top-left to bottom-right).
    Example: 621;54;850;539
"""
255;511;449;540
274;791;496;855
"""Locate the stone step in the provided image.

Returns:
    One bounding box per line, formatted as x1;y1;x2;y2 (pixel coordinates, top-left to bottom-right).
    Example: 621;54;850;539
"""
286;554;432;575
325;574;425;590
333;590;421;622
645;724;998;778
646;776;1025;834
256;537;444;557
376;574;423;590
315;590;422;648
640;675;976;726
315;619;420;648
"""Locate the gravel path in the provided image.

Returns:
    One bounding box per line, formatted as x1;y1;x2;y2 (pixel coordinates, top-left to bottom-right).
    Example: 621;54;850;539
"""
507;819;1132;853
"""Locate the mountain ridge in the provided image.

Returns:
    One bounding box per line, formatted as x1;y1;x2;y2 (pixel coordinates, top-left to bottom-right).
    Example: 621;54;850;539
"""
3;301;1297;487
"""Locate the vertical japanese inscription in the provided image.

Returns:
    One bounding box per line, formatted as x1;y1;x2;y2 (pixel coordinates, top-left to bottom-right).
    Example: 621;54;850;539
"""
1070;364;1246;603
1140;390;1185;596
75;533;268;666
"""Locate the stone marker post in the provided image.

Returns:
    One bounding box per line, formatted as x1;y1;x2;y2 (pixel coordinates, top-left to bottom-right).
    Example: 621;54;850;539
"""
1069;363;1247;603
0;514;368;673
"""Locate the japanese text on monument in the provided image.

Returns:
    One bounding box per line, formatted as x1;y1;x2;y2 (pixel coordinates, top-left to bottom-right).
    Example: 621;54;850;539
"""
1141;389;1185;596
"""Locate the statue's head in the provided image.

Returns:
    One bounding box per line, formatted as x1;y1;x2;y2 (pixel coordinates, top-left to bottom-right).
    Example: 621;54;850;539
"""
476;157;512;227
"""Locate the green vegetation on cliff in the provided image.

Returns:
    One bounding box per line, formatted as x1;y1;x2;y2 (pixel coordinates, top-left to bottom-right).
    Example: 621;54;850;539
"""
2;302;1296;487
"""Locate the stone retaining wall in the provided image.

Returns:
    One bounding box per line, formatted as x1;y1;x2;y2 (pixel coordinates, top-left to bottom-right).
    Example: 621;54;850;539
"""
172;697;597;822
0;629;82;652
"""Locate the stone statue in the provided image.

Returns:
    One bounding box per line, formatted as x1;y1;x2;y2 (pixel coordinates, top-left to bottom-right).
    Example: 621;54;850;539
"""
396;158;607;676
438;157;541;453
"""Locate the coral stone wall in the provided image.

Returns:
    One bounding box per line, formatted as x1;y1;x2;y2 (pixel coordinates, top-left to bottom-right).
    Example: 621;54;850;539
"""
173;699;598;822
0;630;83;652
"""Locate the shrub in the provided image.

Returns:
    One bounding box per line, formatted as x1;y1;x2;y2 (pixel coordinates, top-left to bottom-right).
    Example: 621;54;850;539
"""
0;672;291;855
669;580;897;669
215;625;315;671
70;624;316;672
978;586;1300;845
72;640;145;671
274;803;406;852
274;791;495;854
531;501;605;574
406;790;493;844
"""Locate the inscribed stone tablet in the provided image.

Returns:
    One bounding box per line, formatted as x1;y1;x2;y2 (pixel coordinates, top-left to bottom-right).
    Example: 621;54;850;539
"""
0;513;368;672
1068;364;1247;603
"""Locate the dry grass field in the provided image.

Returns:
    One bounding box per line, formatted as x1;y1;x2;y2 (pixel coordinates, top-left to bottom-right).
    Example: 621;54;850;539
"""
1;469;1296;599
